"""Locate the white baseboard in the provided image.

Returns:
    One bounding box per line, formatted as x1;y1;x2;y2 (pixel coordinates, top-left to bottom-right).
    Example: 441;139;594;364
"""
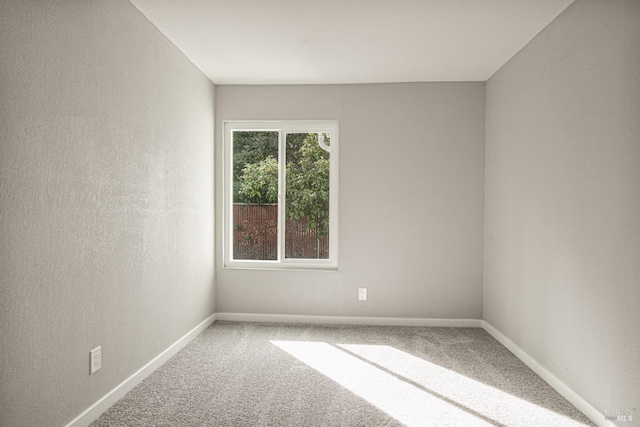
215;312;482;327
65;313;217;427
481;321;615;427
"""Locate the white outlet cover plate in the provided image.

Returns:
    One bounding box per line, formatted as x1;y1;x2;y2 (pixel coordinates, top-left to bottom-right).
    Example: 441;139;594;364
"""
90;346;102;374
358;288;367;301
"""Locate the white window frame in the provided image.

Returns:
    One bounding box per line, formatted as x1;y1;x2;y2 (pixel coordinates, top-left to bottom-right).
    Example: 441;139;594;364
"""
223;120;339;270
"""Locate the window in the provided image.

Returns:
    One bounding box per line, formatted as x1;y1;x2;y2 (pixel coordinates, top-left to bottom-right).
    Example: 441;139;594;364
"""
223;121;338;269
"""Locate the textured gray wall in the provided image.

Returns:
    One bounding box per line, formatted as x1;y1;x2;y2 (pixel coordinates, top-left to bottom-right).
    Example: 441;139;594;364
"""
215;83;485;319
485;0;640;416
0;1;215;426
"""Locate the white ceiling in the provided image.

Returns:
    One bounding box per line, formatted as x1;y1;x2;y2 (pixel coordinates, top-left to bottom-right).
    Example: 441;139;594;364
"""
130;0;574;85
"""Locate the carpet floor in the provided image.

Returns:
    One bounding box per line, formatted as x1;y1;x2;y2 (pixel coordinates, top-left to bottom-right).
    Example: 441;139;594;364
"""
91;322;595;426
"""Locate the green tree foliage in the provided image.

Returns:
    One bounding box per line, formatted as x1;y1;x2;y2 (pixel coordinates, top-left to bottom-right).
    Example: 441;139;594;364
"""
235;132;331;237
285;133;330;237
233;131;277;203
237;156;279;204
232;131;278;180
233;131;306;203
285;133;306;165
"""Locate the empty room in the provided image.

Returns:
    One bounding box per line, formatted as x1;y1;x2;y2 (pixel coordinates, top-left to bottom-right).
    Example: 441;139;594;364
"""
1;0;638;426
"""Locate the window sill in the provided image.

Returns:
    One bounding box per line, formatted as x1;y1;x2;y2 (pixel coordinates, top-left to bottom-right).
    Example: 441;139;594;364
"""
223;262;339;272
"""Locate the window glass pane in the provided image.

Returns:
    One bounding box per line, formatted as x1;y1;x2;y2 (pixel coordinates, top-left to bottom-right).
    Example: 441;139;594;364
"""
232;131;279;260
285;132;331;259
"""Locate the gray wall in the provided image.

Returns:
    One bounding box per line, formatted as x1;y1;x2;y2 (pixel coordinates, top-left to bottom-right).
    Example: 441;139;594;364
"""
0;1;215;426
484;0;640;416
215;83;485;319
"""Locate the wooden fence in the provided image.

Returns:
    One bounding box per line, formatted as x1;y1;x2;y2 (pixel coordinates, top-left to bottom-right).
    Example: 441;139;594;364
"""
233;204;329;260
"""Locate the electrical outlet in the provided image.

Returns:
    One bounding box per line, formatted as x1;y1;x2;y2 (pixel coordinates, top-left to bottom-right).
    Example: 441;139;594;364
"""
90;346;101;374
358;288;367;301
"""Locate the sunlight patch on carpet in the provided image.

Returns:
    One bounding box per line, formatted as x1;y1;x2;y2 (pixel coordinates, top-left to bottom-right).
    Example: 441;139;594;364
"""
271;340;496;427
272;340;590;427
338;344;591;427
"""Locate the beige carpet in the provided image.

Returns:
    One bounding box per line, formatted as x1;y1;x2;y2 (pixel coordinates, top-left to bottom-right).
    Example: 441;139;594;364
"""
91;322;594;426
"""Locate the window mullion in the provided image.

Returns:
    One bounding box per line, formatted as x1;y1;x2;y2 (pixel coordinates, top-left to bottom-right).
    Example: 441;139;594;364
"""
278;130;286;262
